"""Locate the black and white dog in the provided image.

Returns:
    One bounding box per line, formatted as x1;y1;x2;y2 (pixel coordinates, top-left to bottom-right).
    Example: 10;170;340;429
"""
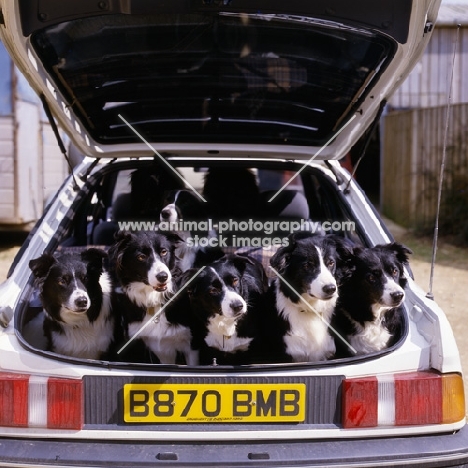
159;189;224;271
263;232;351;363
28;248;114;360
108;230;199;365
181;254;268;365
332;242;412;357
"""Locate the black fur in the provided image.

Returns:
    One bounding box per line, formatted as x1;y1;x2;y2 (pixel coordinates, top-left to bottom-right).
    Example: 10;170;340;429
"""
108;230;193;364
160;189;209;225
28;248;115;359
180;254;268;365
129;165;183;219
159;189;224;270
108;230;181;289
260;232;352;363
332;242;412;357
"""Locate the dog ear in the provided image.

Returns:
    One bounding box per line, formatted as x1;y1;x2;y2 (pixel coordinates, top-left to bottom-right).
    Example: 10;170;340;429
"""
270;246;290;274
235;254;269;293
108;230;134;271
163;232;184;245
29;253;56;279
327;234;355;260
230;254;254;272
81;248;107;274
388;242;412;265
81;247;107;263
179;268;204;297
113;230;134;243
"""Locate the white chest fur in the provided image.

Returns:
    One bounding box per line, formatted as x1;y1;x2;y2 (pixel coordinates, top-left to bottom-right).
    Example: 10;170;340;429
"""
51;273;114;360
276;289;336;362
125;283;197;365
348;307;392;355
204;315;252;353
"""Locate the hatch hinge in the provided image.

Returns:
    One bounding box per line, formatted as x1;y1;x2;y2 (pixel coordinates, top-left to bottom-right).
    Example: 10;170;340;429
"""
424;21;434;34
40;94;79;189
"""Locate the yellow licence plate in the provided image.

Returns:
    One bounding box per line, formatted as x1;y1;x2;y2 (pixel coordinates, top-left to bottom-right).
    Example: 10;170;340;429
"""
123;383;306;423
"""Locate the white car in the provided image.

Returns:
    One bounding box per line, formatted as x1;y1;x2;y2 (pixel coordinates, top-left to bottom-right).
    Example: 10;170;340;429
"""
1;1;468;466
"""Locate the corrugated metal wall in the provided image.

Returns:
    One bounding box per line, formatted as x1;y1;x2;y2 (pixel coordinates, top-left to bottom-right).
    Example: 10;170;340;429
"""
382;22;468;232
390;26;468;109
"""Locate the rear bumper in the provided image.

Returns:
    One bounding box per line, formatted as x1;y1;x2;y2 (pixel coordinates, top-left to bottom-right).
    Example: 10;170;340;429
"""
1;426;468;468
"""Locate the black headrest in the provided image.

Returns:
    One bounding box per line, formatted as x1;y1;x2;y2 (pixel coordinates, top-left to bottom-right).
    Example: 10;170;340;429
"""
112;193;132;220
261;190;310;219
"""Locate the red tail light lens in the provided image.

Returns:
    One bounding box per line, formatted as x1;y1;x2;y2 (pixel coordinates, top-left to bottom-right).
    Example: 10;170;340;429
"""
0;372;83;430
0;373;29;427
394;372;442;425
341;377;378;428
48;378;83;430
343;371;465;428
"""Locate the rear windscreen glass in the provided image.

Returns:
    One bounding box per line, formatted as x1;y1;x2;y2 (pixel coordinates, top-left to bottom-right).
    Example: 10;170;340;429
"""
31;13;395;146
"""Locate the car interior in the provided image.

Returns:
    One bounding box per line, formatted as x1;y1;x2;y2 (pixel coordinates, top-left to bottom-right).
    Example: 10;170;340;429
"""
17;158;407;365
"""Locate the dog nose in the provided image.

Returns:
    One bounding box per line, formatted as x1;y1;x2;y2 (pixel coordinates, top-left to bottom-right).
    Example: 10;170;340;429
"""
391;291;404;304
322;284;337;296
75;296;88;309
161;209;171;220
230;300;244;314
156;272;168;283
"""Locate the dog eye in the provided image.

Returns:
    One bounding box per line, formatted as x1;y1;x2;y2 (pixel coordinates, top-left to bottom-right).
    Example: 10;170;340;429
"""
231;277;239;286
367;274;376;283
326;259;335;268
136;254;147;262
57;277;67;286
160;249;168;257
208;286;220;295
391;267;399;277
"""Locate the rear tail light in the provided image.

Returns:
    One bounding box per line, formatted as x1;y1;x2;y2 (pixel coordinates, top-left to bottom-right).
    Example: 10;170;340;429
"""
0;372;83;430
343;371;465;428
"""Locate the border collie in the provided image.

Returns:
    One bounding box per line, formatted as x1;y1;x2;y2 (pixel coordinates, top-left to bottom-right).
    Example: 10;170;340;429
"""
129;165;183;219
28;248;114;360
332;242;412;357
263;232;351;363
108;230;198;365
159;189;224;271
182;254;268;365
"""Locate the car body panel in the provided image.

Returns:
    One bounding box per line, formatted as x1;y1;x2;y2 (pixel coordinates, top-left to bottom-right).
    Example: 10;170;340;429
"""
0;159;464;445
1;1;467;466
1;425;468;468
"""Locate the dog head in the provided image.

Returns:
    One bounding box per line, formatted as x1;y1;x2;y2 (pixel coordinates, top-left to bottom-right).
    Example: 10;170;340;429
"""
211;253;268;301
160;189;207;225
129;165;183;219
271;232;350;303
347;242;412;312
108;230;181;292
29;248;107;324
183;261;253;325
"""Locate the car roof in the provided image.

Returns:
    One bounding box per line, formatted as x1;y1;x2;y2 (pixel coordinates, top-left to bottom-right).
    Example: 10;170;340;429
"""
0;0;440;160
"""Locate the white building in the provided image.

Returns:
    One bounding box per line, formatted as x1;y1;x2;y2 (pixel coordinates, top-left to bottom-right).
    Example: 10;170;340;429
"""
0;41;68;229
